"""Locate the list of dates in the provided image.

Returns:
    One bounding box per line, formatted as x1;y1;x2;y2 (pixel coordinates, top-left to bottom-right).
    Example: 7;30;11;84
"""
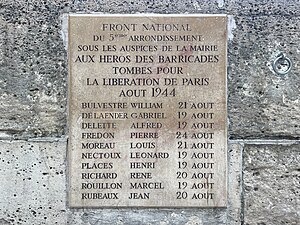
68;15;227;207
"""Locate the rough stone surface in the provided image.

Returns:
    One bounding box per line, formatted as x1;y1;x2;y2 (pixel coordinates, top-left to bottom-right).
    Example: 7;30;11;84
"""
0;4;67;139
0;0;299;225
68;209;226;225
227;143;243;225
0;0;299;139
227;1;300;139
0;140;67;225
228;15;300;139
0;141;246;225
243;144;300;225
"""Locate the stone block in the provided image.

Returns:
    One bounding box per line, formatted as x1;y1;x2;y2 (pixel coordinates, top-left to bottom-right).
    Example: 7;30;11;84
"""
243;144;300;224
0;140;67;225
0;5;67;139
227;0;300;16
228;15;300;139
227;143;243;225
67;209;226;225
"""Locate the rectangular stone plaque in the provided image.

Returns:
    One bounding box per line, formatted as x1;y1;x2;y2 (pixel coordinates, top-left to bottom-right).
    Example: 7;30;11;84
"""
68;14;227;207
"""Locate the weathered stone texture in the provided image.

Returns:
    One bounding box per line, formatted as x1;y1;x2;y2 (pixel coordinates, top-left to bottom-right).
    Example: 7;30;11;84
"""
227;143;243;225
1;0;300;139
243;144;300;225
0;0;299;140
226;1;300;138
0;141;67;225
0;141;244;225
0;2;67;139
0;0;299;225
227;0;300;16
68;209;226;225
228;15;300;139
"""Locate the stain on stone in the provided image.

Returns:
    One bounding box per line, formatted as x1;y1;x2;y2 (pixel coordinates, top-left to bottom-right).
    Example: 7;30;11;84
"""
244;144;300;224
0;1;299;225
0;218;11;225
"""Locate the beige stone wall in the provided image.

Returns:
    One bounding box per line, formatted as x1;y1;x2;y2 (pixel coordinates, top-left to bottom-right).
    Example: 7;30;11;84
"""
0;1;299;224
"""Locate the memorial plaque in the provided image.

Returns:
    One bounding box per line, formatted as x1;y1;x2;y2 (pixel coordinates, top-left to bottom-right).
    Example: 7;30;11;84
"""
68;14;227;207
